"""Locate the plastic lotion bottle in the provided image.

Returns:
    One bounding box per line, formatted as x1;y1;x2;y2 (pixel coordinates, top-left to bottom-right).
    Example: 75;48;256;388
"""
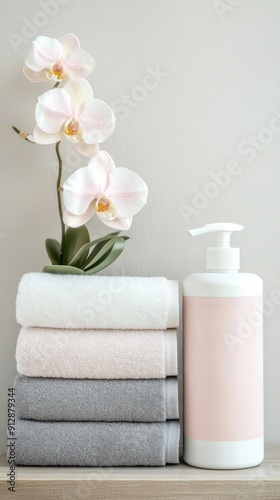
183;223;263;469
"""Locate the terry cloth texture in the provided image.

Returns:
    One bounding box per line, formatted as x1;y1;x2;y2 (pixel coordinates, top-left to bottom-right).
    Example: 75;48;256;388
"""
16;273;179;329
13;419;180;466
16;328;178;379
15;375;179;422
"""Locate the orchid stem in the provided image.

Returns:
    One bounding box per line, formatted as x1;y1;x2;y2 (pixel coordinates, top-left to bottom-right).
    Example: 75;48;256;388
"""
55;141;65;264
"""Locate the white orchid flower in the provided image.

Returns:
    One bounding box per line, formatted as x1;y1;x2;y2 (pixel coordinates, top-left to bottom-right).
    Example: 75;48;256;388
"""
23;34;95;83
33;78;116;157
63;151;148;229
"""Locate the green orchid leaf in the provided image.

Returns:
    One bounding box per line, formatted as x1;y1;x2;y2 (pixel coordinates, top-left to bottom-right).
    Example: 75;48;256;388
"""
84;239;128;269
83;237;119;271
45;238;61;265
105;231;121;236
84;238;126;274
62;225;90;265
81;240;112;269
68;233;125;268
82;233;129;270
43;265;85;275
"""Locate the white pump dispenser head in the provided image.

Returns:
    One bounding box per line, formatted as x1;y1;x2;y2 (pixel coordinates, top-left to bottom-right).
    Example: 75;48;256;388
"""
188;223;244;270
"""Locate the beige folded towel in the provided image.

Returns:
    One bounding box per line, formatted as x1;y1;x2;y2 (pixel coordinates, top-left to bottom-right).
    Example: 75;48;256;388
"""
16;328;178;379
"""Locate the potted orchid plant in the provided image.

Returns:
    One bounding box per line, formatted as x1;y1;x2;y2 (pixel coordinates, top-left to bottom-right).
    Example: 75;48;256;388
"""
13;34;148;275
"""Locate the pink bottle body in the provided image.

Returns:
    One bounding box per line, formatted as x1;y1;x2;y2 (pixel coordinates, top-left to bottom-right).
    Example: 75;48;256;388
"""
183;272;263;469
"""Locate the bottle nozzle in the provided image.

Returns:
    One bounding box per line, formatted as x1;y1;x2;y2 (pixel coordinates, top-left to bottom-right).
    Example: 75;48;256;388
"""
188;223;244;270
188;223;244;244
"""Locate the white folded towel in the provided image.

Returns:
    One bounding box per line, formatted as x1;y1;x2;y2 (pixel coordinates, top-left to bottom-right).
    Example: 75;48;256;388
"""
16;328;178;379
16;273;179;329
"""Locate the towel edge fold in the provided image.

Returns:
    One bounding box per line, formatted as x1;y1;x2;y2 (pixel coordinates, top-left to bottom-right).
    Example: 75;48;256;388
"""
166;280;179;328
165;378;179;419
164;421;180;464
164;331;178;376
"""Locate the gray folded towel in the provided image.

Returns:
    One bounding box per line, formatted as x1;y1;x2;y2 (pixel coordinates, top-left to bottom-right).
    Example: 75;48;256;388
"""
15;375;179;422
14;419;180;466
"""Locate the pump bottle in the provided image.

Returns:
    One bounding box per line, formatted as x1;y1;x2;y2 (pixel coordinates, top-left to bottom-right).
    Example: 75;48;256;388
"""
183;223;263;469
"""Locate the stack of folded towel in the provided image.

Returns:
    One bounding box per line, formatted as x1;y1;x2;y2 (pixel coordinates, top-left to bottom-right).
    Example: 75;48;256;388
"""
14;273;180;466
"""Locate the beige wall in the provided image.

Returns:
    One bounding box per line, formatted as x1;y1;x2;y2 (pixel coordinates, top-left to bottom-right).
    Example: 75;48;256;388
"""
1;0;280;451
